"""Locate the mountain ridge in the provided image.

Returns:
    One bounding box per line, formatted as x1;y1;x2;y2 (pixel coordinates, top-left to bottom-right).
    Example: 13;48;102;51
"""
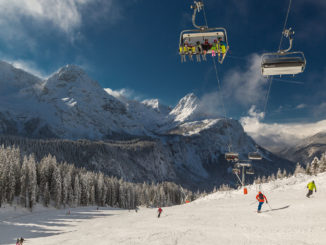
0;61;296;189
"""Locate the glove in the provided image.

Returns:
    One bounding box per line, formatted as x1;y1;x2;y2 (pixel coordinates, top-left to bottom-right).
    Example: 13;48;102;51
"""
315;190;317;192
266;201;268;204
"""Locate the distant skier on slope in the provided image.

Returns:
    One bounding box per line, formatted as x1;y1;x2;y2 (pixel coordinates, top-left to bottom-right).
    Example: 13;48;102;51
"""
16;237;24;245
157;207;163;218
256;191;268;213
306;180;317;198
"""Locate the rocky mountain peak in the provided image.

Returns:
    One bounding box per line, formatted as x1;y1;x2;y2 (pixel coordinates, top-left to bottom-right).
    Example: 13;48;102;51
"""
170;93;204;122
0;61;42;91
142;99;171;115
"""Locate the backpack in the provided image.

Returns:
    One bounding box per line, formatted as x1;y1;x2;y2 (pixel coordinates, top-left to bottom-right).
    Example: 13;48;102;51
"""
259;193;264;200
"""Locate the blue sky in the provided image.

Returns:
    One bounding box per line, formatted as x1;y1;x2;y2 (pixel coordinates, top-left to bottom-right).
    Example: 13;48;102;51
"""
0;0;326;128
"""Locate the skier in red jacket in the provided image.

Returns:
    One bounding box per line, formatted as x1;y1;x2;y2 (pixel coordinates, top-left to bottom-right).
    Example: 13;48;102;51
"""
256;191;268;213
157;207;163;218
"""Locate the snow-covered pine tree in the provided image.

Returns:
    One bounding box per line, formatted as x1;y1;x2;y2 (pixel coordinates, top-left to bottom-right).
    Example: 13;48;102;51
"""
306;162;311;175
73;174;81;207
61;163;72;208
52;164;62;208
294;162;305;176
276;168;283;179
20;156;29;208
96;173;104;206
27;155;37;210
254;176;262;184
282;169;287;178
43;182;51;207
310;157;320;175
318;152;326;173
0;147;16;205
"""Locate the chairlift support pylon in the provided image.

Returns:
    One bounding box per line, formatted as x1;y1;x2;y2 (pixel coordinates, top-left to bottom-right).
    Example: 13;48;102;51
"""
232;162;254;186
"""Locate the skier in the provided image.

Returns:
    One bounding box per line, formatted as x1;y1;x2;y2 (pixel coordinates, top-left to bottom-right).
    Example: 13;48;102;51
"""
17;237;24;245
201;39;211;60
157;207;163;218
179;44;187;63
195;41;202;62
217;36;228;63
306;180;317;198
256;191;268;213
211;39;218;57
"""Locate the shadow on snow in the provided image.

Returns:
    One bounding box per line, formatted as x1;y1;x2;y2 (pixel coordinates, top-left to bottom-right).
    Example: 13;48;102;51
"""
0;207;116;244
261;205;290;213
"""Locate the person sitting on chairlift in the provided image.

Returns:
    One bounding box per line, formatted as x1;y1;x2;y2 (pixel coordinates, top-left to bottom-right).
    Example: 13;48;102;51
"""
218;37;228;62
195;41;202;62
179;44;187;63
202;39;211;57
211;39;218;57
187;43;194;61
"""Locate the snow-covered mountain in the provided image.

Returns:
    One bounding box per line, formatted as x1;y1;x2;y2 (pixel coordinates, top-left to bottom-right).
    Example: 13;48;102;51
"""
0;61;295;189
279;131;326;165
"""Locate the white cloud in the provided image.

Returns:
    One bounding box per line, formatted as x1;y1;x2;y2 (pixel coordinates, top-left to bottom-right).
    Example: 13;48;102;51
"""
0;0;87;33
2;58;48;79
313;102;326;117
0;0;122;46
240;106;326;152
198;91;224;117
296;104;307;109
222;53;267;107
104;88;144;102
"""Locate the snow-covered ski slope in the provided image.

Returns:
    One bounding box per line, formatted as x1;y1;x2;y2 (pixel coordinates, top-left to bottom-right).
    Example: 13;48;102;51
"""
1;173;325;245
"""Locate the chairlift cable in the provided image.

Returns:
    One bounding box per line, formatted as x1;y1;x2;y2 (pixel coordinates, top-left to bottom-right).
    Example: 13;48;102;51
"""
202;0;233;152
278;0;293;51
262;0;293;120
201;0;209;28
212;57;233;152
263;77;273;119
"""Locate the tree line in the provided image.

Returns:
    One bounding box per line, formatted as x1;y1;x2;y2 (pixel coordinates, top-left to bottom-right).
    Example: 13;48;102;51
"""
254;152;326;184
0;145;195;210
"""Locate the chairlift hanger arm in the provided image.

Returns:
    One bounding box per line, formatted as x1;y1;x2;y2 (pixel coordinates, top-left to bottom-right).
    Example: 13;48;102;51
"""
278;28;295;54
191;1;207;30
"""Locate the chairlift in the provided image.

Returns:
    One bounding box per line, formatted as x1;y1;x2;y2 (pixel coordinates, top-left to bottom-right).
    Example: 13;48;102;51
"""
261;28;306;77
248;152;263;160
225;152;239;162
179;1;229;64
246;167;255;175
232;168;240;174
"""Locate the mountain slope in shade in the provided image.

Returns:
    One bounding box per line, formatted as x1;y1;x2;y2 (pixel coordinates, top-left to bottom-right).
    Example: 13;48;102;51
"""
279;131;326;164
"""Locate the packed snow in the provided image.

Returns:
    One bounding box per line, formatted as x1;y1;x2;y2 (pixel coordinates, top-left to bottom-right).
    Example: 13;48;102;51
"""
1;173;325;245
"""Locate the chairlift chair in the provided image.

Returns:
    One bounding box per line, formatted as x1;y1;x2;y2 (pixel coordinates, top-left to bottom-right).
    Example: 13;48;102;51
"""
261;52;306;76
232;168;240;174
248;152;263;160
178;1;229;64
246;167;255;175
261;28;306;77
225;152;239;162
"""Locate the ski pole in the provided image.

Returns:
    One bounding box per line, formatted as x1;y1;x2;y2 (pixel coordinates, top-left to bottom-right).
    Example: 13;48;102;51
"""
267;202;272;210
